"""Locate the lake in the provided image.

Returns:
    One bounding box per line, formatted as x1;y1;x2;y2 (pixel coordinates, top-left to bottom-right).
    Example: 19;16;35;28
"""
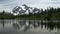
0;19;60;34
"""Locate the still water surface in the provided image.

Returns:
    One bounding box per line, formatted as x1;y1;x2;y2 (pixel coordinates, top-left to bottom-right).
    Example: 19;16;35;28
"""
0;19;60;34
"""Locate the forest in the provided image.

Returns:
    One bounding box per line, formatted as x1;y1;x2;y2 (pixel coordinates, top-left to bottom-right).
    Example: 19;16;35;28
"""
0;7;60;20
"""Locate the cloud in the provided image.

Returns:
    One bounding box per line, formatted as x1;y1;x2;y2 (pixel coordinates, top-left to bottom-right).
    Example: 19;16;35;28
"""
0;0;60;12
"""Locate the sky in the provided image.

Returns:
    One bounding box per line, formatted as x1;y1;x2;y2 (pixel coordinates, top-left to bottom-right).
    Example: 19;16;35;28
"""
0;0;60;12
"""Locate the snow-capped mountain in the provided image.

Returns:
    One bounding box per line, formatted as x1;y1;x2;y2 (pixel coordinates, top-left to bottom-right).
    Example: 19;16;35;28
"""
12;4;40;15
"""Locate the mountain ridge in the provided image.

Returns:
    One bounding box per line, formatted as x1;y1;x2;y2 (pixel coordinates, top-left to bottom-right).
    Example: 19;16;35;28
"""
12;4;40;15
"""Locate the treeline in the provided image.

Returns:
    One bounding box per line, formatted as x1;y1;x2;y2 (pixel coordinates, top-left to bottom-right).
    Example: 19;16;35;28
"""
0;10;15;19
0;7;60;20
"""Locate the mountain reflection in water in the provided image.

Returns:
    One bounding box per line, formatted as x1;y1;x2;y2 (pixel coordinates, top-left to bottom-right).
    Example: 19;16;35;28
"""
13;20;41;32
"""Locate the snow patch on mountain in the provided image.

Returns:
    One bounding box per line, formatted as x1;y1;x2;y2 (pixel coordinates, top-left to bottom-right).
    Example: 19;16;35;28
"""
12;4;40;15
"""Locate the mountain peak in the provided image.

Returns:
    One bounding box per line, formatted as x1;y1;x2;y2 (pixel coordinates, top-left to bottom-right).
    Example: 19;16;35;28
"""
22;4;27;6
12;4;40;15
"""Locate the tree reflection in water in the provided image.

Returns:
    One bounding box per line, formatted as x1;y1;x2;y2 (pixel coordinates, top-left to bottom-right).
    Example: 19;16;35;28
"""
0;19;5;29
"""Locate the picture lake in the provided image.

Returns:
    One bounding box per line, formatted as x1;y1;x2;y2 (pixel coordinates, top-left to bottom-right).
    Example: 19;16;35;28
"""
0;19;60;34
